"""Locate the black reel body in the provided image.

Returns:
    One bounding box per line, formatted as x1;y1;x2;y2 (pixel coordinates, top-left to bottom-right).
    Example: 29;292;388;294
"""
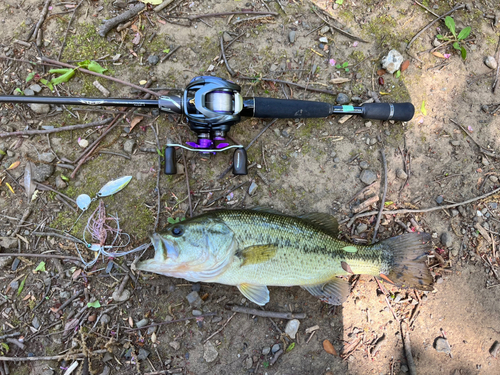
164;76;247;175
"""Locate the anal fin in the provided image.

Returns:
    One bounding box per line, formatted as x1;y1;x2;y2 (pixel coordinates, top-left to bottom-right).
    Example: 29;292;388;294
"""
302;278;350;305
237;283;270;306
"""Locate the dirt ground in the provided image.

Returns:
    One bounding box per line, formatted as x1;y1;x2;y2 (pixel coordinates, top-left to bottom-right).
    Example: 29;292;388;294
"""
0;0;500;374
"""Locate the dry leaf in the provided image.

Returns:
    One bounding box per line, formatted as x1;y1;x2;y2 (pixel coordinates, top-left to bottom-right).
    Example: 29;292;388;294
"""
129;316;134;327
401;60;410;72
7;160;20;170
6;182;14;194
130;116;144;131
376;69;386;76
330;78;350;84
432;51;445;59
72;269;82;280
131;24;139;33
24;162;35;199
323;339;337;356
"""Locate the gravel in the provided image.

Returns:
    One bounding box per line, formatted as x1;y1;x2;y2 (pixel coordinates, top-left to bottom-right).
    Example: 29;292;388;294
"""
169;341;181;350
186;291;203;307
335;93;350;105
435;195;444;204
203;341;218;362
484;56;498;70
262;347;271;355
285;319;300;339
289;30;296;43
441;232;453;248
29;103;50;114
135;318;149;328
396;168;407;180
359;161;369;169
124;139;135;153
148;54;159;65
434;337;451;354
32;163;55;182
272;343;281;354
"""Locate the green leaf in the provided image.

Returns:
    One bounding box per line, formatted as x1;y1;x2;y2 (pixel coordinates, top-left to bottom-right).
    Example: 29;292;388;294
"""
87;61;107;74
49;68;73;74
342;62;348;68
384;201;394;206
395;70;401;78
87;300;101;308
163;48;170;54
26;72;36;83
286;342;295;352
452;42;461;50
262;361;269;368
61;174;70;182
50;68;76;85
17;275;27;296
167;217;180;224
14;88;24;95
40;78;54;91
436;34;444;40
335;0;344;5
445;16;456;37
1;343;9;352
35;261;46;272
421;100;427;116
77;60;91;69
344;67;349;72
460;46;467;60
335;64;341;69
457;26;471;41
0;149;6;155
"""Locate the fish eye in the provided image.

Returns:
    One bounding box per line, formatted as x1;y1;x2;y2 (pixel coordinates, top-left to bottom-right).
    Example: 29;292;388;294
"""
171;226;184;237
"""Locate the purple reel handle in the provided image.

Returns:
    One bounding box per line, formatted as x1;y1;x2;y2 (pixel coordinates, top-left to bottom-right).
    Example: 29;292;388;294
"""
186;139;229;154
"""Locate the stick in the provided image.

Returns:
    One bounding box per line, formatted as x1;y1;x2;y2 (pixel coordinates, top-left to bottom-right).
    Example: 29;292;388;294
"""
98;3;145;37
0;349;108;362
0;253;81;261
0;118;112;138
311;8;368;43
41;57;160;98
160;46;180;63
58;0;84;60
227;305;306;319
168;11;278;21
153;0;174;13
406;4;465;50
239;76;336;96
28;0;51;42
375;278;400;324
402;328;417;375
203;312;237;344
220;36;236;77
149;124;162;231
347;187;500;227
372;149;387;243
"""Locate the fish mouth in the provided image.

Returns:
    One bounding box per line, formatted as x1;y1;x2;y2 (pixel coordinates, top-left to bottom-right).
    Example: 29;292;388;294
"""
150;233;178;261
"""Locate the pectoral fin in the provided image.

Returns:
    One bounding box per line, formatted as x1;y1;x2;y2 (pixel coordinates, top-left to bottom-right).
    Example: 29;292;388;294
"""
237;245;278;266
302;278;350;305
237;283;270;306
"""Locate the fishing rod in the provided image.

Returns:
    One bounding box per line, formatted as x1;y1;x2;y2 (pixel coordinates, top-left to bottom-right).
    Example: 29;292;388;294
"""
0;76;414;175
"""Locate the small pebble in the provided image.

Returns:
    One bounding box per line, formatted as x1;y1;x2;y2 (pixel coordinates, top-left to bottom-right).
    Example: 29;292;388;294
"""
364;121;372;128
135;318;149;329
186;291;203;307
123;139;135;153
435;195;444;204
24;88;35;96
244;356;253;369
450;140;460;146
360;169;377;185
320;26;329;34
203;341;218;362
335;93;350;105
248;181;258;195
489;175;499;183
359;161;369;169
441;232;453;248
484;56;498;70
272;343;281;354
101;314;111;325
451;209;459;217
30;84;42;93
319;36;328;43
192;309;203;316
148;55;159;65
191;283;201;292
262;347;271;355
434;337;451;354
11;257;21;271
288;30;296;43
137;348;150;361
88;314;97;322
55;176;67;189
169;341;180;350
396;168;407;180
29;103;50;114
284;319;300;339
356;223;368;234
482;156;489;166
147;325;157;335
32;316;40;330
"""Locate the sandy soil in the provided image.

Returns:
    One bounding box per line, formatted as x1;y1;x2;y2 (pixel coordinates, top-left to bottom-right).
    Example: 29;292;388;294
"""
0;0;499;374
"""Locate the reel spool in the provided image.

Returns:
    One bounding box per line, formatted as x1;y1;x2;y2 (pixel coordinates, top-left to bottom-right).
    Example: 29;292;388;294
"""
164;76;247;175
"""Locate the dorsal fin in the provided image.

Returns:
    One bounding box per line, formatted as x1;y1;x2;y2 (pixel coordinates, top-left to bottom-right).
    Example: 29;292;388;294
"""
299;213;339;237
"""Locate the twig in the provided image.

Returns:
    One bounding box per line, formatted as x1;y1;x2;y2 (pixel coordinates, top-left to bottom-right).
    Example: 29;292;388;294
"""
492;36;500;93
232;14;274;25
0;349;108;362
347;187;500;227
124;313;217;332
227;305;306;319
406;4;465;50
41;57;160;97
58;0;84;60
160;46;180;63
28;0;51;42
203;312;237;344
311;8;368;43
372;149;387;243
98;3;145;37
98;150;131;160
0;118;113;138
413;0;440;18
150;124;161;231
220;36;235;77
239;75;336;96
0;333;21;341
169;11;278;21
11;207;32;237
402;327;417;375
0;253;81;261
375;278;400;324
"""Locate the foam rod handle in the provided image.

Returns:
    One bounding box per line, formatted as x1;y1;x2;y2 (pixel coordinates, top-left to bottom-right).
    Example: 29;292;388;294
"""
253;97;332;118
362;103;415;121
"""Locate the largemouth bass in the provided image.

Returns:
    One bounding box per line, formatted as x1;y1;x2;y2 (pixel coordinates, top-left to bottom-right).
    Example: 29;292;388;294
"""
136;209;433;306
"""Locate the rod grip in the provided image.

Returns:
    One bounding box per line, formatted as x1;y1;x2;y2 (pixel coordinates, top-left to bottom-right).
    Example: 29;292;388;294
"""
362;103;415;121
253;97;332;118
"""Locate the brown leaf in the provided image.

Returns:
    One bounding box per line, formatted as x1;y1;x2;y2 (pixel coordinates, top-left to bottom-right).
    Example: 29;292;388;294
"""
330;78;350;84
128;316;134;327
7;160;20;170
401;60;410;72
323;339;337;356
376;69;386;76
130;116;144;131
432;51;445;59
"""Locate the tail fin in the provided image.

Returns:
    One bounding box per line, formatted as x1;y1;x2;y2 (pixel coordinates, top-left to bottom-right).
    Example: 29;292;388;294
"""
379;233;434;291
